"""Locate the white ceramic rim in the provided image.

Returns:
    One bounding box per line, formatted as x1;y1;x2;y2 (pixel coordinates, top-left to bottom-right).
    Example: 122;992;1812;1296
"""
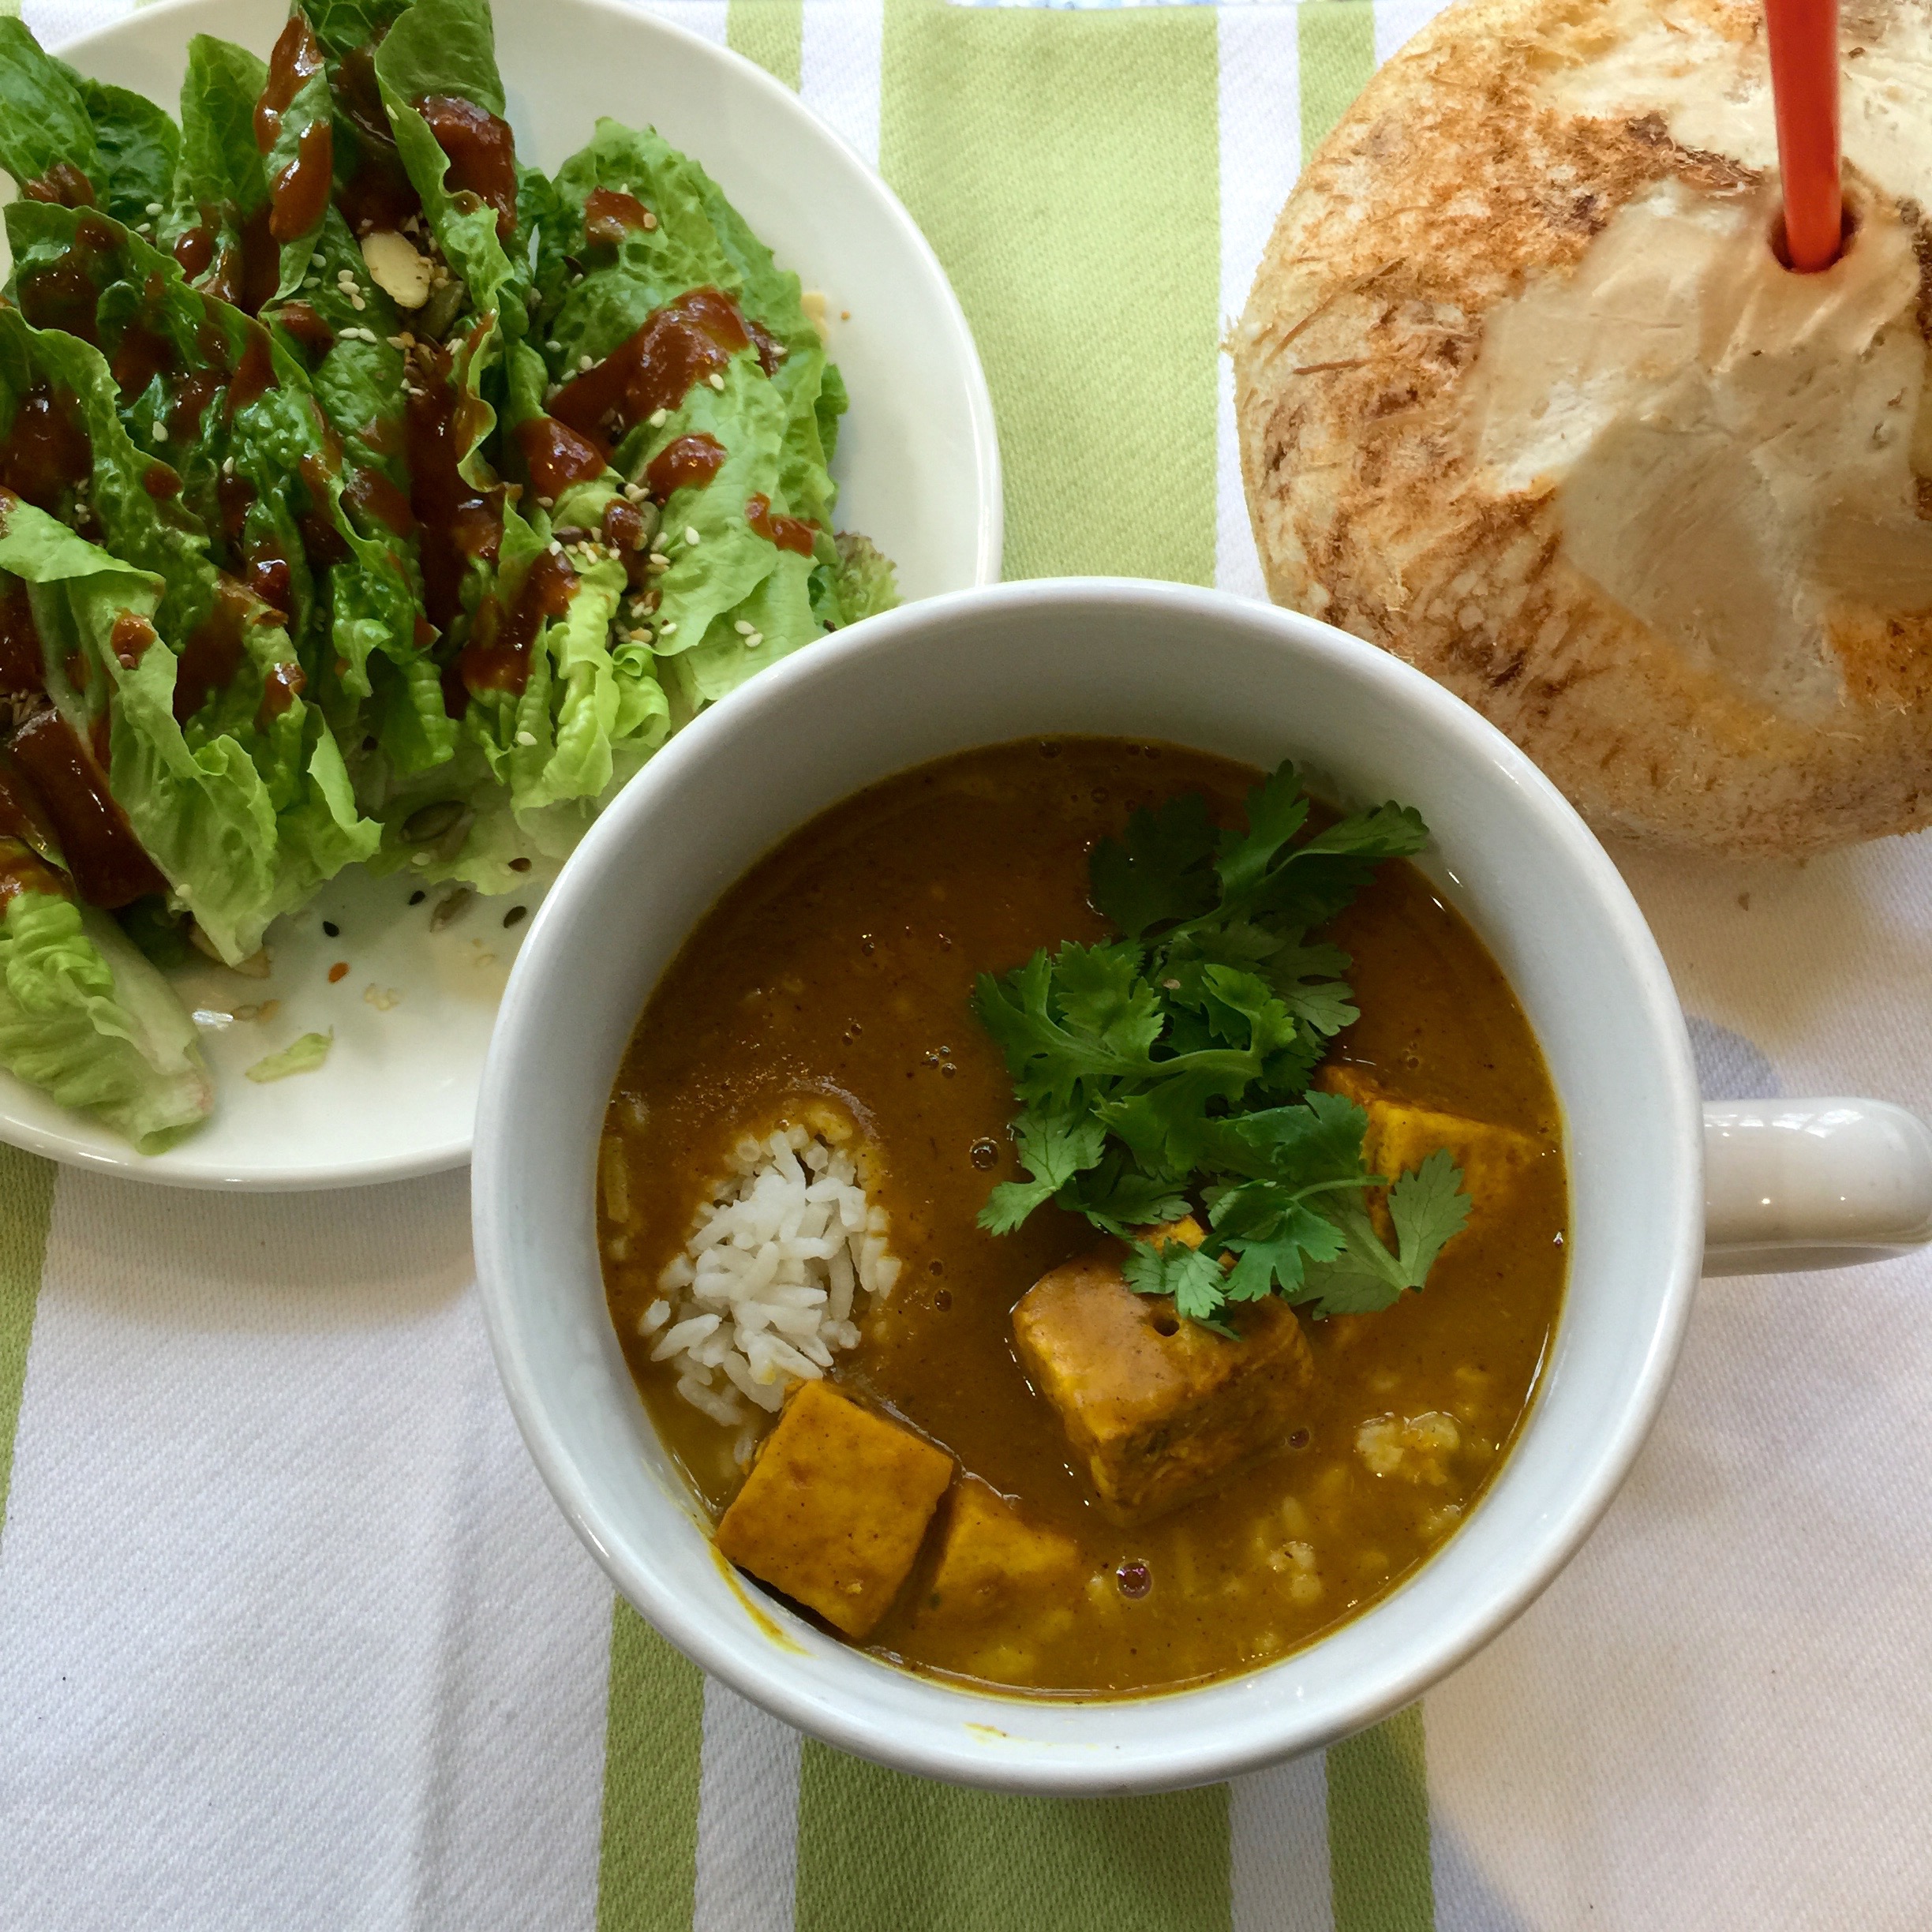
0;0;1002;1190
474;578;1705;1792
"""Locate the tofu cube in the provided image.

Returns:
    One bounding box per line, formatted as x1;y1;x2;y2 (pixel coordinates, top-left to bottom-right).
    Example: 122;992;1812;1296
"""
716;1380;953;1638
1318;1064;1547;1236
1012;1249;1315;1524
915;1478;1080;1626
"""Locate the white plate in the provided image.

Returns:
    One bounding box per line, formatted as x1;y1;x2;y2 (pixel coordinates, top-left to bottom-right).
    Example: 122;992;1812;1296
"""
0;0;1002;1189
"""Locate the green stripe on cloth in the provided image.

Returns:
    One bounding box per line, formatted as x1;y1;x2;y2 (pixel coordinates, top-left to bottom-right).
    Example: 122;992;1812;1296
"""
1297;0;1376;159
0;1147;55;1552
878;0;1219;584
794;1742;1231;1932
1329;1704;1434;1932
597;1600;708;1932
726;0;803;93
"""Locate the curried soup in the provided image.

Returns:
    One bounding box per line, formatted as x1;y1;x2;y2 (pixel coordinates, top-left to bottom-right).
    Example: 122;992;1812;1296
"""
599;738;1567;1697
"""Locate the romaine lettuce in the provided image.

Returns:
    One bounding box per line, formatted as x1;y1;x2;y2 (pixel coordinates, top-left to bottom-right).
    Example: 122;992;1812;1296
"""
0;881;211;1151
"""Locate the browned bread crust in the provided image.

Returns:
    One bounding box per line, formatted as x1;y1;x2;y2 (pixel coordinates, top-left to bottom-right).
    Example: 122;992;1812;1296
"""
1234;0;1932;858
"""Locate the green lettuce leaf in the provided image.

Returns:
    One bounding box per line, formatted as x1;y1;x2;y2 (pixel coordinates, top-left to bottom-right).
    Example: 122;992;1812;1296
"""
0;312;380;959
162;33;270;304
0;18;100;200
78;80;182;227
245;1027;331;1081
0;886;211;1151
829;530;898;627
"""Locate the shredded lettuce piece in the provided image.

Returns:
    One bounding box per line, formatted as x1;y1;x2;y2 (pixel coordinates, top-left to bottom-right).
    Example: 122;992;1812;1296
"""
245;1028;333;1082
0;889;212;1151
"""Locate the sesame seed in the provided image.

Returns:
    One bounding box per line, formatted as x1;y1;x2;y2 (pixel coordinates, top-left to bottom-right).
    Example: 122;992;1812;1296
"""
658;620;676;635
413;852;432;866
516;729;537;746
648;408;668;427
145;201;163;216
350;294;366;311
706;372;725;391
748;631;763;646
734;620;754;635
545;339;561;352
150;421;168;443
578;354;593;373
684;526;701;545
641;212;657;230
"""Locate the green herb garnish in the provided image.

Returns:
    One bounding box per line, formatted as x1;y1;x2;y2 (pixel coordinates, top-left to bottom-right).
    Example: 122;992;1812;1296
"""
972;761;1472;1327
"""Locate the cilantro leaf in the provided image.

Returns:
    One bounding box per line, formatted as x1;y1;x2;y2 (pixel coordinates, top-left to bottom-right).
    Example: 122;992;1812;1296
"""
1121;1238;1228;1325
1264;939;1359;1035
1387;1148;1473;1282
1291;1149;1473;1316
1214;762;1312;902
1056;1155;1189;1237
1051;942;1165;1059
977;1107;1106;1234
1089;792;1219;938
972;758;1464;1332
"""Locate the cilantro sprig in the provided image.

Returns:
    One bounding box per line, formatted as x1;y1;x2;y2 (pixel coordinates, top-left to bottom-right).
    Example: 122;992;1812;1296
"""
972;761;1471;1327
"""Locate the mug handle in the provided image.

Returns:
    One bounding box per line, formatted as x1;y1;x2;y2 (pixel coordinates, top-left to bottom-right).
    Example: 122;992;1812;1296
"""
1702;1099;1932;1275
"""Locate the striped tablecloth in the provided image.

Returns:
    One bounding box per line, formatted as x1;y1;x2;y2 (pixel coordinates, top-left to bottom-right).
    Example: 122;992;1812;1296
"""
4;2;1931;1926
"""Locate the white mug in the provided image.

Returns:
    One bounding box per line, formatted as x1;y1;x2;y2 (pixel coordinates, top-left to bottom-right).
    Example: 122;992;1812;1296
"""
473;579;1932;1794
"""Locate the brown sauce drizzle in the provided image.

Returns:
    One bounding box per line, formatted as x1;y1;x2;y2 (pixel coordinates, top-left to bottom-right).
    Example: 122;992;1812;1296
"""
110;322;179;400
17;254;102;345
256;14;325;154
744;492;817;557
215;471;257;550
583;186;650;247
241;203;281;316
143;466;182;500
173;227;217;280
339;152;422;237
515;415;606;500
275;301;335;357
257;661;306;728
0;389;92;512
335;46;393;151
245;541;294;617
271;119;335;243
21;162;95;209
169;371;223;446
294;453;350;567
0;575;46;694
417;95;519;240
208;207;280;316
458;546;577;701
644;432;727;502
343;464;416;537
110;612;155;668
335;45;424;235
406;343;504;638
550;289;754;455
601;497;645;552
225;331;279;419
7;707;166;907
173;580;254;724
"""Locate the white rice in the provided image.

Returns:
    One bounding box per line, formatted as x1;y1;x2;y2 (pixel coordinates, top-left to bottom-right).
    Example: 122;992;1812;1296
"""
644;1122;900;1459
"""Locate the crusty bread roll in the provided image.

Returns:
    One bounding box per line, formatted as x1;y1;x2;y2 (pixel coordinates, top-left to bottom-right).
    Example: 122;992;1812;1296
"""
1234;0;1932;858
